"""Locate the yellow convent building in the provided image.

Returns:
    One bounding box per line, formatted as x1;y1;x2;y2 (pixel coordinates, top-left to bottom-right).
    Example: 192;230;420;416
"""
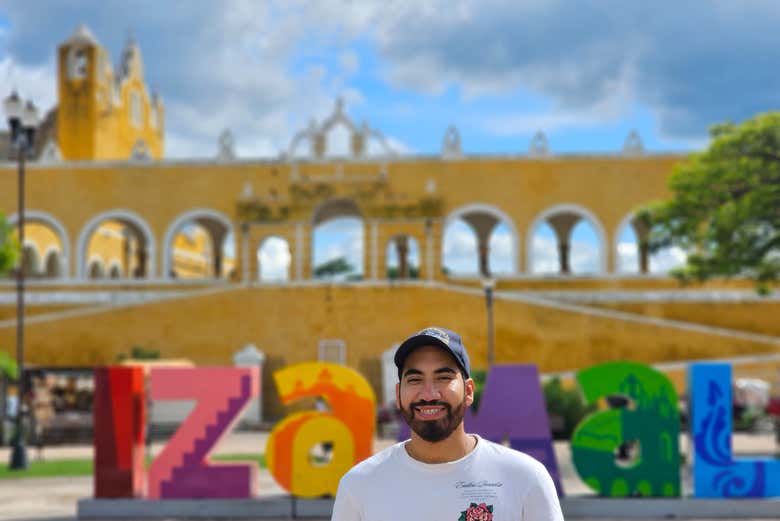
57;25;164;161
0;26;777;416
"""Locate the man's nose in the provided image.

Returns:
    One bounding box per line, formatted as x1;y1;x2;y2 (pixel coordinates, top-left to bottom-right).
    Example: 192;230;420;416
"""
419;380;442;401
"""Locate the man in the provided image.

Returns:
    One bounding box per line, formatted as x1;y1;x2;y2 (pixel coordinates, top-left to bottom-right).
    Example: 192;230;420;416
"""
332;327;563;521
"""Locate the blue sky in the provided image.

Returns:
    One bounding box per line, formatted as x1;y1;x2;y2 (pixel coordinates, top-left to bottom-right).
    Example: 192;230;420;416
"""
2;2;778;278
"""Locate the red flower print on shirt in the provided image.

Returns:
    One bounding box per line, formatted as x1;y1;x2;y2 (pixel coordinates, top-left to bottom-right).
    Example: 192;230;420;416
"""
458;502;493;521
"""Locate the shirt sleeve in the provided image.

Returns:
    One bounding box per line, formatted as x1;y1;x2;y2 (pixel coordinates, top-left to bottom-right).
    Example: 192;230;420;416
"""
521;463;564;521
331;476;362;521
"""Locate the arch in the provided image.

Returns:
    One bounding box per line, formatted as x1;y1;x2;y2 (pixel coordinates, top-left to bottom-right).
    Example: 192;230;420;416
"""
312;215;365;280
77;209;156;280
163;208;234;279
311;198;362;226
257;236;291;282
614;210;686;275
385;234;420;279
444;203;520;274
615;210;646;274
526;203;607;274
8;210;70;278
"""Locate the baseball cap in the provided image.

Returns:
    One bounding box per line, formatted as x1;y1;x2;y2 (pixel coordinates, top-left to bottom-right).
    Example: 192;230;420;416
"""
394;326;471;380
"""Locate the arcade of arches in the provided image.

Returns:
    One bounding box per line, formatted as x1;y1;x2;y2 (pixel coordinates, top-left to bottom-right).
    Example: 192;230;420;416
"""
1;154;686;283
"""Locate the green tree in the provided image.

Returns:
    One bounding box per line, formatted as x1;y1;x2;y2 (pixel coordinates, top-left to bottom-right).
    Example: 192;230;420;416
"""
0;352;18;379
0;214;18;277
385;266;419;280
313;256;354;278
543;377;596;439
643;112;780;293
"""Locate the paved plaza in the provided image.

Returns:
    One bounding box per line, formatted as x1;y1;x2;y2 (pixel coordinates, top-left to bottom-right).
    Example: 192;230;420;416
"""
0;431;777;520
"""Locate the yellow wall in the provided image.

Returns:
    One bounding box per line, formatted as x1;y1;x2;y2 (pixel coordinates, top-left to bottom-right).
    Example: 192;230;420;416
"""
0;285;776;390
582;300;780;337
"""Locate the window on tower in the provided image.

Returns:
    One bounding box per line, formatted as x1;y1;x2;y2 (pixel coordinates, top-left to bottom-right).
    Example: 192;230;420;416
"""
68;48;88;79
130;92;143;128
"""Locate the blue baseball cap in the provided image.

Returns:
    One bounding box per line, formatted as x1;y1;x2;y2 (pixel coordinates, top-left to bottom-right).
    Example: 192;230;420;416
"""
395;326;471;380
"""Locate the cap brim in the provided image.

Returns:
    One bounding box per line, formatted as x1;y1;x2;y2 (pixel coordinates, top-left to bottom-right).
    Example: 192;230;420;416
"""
394;334;467;377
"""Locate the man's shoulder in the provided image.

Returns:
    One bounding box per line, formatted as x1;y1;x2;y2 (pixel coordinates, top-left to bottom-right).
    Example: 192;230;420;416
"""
340;442;403;484
477;437;551;476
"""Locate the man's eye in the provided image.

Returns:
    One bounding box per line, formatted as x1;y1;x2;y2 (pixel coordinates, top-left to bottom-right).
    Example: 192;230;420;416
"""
407;378;421;384
437;375;453;381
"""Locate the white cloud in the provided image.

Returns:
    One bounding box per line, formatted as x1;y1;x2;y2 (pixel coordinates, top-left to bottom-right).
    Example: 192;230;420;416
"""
650;246;686;274
339;50;359;77
442;219;478;274
531;235;559;274
488;227;513;273
616;241;639;273
0;56;57;117
258;237;291;281
531;230;602;274
569;239;600;273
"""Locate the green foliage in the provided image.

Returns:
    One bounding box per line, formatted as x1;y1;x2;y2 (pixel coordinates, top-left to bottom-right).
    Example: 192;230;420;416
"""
0;351;18;379
313;256;355;278
644;112;780;293
469;372;593;439
543;377;597;439
0;453;266;479
116;345;161;362
386;266;419;280
0;214;19;276
470;369;487;411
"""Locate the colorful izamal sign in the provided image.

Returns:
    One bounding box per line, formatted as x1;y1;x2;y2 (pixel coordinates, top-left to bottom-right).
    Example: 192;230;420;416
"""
93;361;780;500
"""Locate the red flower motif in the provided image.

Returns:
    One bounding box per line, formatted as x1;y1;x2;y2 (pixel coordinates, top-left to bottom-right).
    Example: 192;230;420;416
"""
465;503;493;521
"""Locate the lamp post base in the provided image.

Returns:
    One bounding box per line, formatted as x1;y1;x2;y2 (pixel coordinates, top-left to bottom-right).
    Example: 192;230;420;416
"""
9;440;28;470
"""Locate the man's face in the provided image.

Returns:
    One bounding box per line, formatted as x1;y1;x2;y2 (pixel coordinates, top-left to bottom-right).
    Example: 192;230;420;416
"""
396;345;474;442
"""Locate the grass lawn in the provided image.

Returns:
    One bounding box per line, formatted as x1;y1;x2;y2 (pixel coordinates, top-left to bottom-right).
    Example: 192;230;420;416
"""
0;453;266;480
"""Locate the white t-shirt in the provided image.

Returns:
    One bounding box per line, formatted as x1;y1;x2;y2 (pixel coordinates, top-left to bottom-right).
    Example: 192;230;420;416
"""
331;435;563;521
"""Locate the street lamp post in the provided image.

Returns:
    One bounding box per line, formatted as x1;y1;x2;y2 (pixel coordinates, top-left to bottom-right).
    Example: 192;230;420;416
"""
4;91;39;470
482;276;496;367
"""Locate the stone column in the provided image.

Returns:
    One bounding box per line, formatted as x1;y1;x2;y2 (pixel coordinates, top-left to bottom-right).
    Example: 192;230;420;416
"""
134;243;147;278
248;232;259;282
547;213;581;275
370;221;379;280
461;213;499;277
631;217;651;274
241;223;249;283
122;229;132;278
395;235;409;279
427;219;446;281
295;222;312;280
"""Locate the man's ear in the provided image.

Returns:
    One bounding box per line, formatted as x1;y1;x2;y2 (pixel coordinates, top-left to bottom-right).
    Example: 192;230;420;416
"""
395;382;401;410
464;377;475;406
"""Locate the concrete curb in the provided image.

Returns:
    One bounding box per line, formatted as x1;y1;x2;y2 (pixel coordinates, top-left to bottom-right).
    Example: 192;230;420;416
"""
78;496;780;519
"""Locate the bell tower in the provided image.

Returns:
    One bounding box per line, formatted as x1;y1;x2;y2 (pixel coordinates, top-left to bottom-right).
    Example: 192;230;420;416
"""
57;25;101;160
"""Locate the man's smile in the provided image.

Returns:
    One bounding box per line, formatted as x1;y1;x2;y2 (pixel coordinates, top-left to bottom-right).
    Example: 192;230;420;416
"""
414;405;447;419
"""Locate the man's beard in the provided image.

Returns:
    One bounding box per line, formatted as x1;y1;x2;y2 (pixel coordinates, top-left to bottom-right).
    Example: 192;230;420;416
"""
399;395;467;442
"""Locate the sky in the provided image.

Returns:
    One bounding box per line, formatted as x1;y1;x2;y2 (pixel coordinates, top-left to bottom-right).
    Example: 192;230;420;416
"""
2;1;779;279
